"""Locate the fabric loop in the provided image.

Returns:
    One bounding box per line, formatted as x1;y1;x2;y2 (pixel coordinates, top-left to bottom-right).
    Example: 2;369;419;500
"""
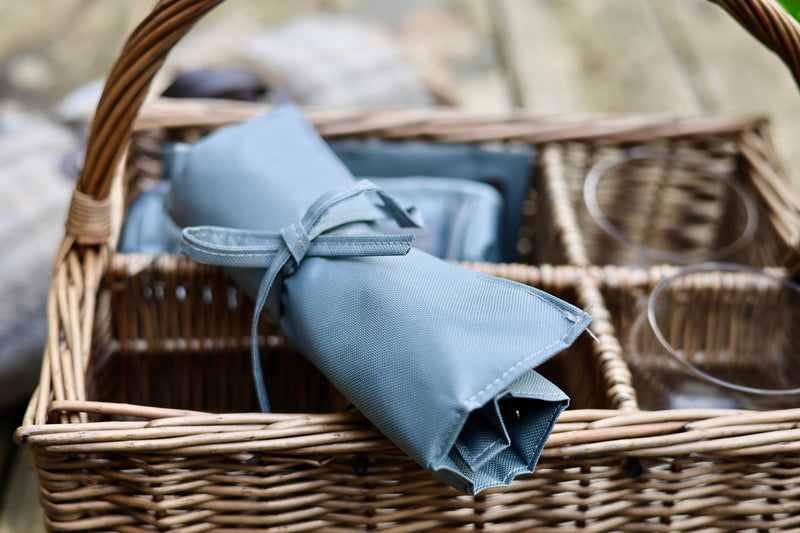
181;180;418;412
301;179;422;233
65;186;112;244
281;223;311;266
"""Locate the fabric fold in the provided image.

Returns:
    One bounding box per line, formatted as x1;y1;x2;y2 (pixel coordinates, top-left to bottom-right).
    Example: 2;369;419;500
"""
166;103;591;494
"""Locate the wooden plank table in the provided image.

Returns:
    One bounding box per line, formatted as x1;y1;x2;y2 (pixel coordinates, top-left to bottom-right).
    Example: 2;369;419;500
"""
494;0;800;188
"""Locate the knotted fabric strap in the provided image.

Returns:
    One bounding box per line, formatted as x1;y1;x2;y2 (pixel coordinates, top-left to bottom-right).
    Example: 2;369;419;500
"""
182;180;420;412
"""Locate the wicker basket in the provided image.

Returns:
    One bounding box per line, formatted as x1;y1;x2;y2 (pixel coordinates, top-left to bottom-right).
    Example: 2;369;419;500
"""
15;0;800;530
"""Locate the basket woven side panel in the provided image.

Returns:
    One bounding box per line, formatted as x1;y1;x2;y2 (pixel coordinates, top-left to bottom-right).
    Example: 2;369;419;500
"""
24;410;800;532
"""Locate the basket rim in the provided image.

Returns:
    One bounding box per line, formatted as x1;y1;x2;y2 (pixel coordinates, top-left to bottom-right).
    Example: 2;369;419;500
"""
134;97;771;144
17;398;800;460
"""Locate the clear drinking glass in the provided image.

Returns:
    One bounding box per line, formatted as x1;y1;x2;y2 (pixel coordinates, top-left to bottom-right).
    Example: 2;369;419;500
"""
583;149;759;266
624;263;800;411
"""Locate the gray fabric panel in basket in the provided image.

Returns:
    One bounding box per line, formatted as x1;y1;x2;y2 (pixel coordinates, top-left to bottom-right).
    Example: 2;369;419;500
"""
329;140;533;262
368;177;502;262
118;181;182;255
121;172;502;262
166;104;590;494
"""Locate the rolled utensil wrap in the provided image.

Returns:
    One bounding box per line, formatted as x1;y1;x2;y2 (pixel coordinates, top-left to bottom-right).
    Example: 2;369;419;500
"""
167;104;592;493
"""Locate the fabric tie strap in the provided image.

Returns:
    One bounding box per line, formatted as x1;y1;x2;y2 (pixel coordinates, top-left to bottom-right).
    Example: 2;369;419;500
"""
181;180;420;412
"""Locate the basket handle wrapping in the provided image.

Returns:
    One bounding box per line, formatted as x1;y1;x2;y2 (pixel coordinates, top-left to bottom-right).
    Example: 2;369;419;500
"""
31;0;800;425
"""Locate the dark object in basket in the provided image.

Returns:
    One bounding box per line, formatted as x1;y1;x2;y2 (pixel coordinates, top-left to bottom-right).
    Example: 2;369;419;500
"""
161;67;267;101
166;103;591;494
329;140;533;262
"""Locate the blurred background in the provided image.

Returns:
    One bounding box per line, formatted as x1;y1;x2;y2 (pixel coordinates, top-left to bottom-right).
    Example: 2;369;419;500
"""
2;0;800;530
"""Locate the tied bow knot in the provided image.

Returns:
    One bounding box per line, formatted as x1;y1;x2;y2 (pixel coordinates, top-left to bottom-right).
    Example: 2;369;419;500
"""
181;180;421;412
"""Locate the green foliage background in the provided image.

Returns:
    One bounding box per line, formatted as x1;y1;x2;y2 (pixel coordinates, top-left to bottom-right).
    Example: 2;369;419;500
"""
778;0;800;23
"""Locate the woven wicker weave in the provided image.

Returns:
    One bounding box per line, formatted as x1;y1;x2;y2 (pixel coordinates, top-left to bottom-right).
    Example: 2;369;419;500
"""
14;0;800;531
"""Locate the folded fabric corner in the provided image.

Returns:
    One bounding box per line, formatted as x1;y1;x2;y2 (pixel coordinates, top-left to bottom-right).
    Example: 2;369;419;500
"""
438;369;570;494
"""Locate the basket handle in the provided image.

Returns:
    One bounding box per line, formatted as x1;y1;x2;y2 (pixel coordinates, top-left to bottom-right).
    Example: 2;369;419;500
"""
71;0;800;242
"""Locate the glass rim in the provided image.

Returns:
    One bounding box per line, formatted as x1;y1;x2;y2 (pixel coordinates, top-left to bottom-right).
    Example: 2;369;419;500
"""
583;148;759;264
647;262;800;397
